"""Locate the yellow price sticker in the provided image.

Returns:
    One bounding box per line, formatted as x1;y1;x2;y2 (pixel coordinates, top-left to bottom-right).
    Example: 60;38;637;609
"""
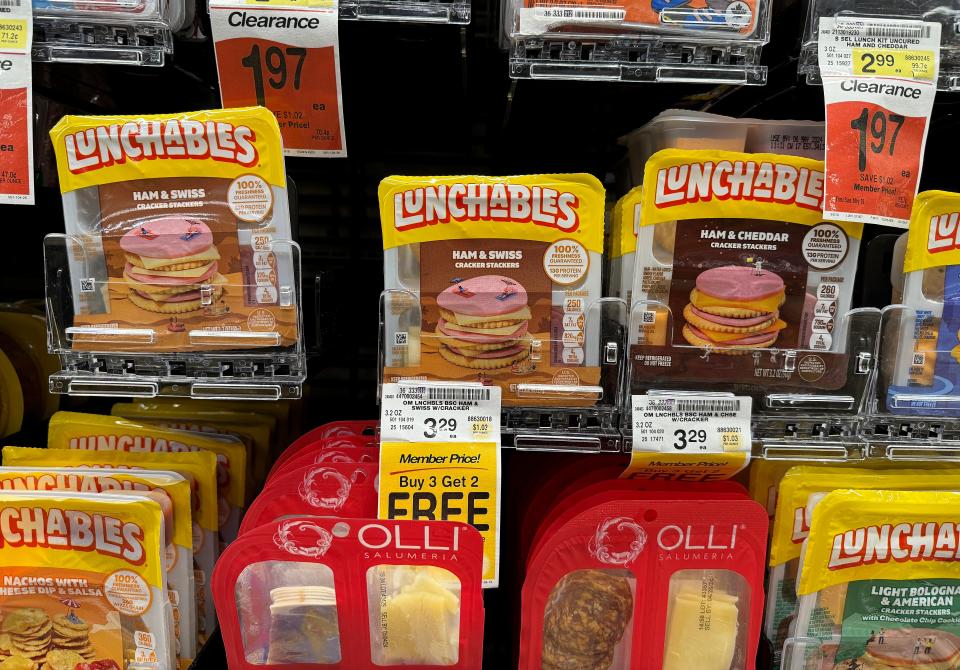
852;48;935;80
0;20;27;50
379;440;500;587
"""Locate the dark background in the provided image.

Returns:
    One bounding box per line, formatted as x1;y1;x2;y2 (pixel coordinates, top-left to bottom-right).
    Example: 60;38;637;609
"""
2;0;959;664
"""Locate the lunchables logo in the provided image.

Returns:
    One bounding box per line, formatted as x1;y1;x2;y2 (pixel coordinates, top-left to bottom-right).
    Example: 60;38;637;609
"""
653;159;824;211
69;434;196;453
828;522;960;570
0;473;152;495
0;507;146;564
63;119;259;174
926;211;960;254
792;506;810;544
393;183;581;232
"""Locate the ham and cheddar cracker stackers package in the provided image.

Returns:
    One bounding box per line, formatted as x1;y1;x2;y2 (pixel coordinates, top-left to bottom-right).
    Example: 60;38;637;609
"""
213;517;484;669
46;411;247;547
629;149;865;398
46;107;300;355
783;490;960;670
882;191;960;416
608;187;641;307
379;175;607;408
766;467;960;670
0;489;175;670
2;446;220;646
519;493;768;670
0;467;197;668
237;463;379;535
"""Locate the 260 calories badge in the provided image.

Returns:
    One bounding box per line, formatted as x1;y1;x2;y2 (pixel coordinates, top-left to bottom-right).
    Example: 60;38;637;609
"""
818;17;940;228
210;0;347;157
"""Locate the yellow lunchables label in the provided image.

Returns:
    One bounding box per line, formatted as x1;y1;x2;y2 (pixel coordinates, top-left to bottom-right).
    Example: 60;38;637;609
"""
904;191;960;273
798;489;960;595
378;440;500;588
378;174;605;254
613;185;642;259
770;466;960;568
49;411;246;510
641;149;864;238
49;106;286;193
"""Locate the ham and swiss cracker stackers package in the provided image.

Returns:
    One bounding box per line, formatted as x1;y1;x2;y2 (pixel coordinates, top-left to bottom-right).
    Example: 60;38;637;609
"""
379;175;614;410
877;191;960;417
783;490;960;670
2;446;220;647
628;148;875;411
214;517;485;669
765;466;960;670
519;492;768;670
46;411;247;547
44;107;305;399
0;489;175;670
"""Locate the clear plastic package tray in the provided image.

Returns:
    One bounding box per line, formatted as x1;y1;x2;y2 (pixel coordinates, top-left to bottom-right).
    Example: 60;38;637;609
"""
626;148;879;417
339;0;470;23
44;107;306;399
507;0;772;84
32;0;185;67
800;2;960;90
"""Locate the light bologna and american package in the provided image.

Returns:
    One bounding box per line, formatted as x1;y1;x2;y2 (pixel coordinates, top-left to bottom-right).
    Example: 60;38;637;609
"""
48;107;298;353
379;175;605;406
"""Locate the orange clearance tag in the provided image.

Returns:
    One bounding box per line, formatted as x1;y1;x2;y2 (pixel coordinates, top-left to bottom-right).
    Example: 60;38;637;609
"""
0;2;34;205
210;0;346;157
818;17;940;228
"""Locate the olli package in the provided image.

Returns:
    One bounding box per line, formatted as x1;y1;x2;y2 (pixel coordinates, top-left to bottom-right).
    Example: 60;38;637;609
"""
784;490;960;670
519;493;768;669
214;517;485;668
270;422;378;479
379;175;605;406
0;489;175;670
887;191;960;414
631;149;861;388
2;446;220;645
0;466;198;667
267;447;377;485
48;107;298;352
238;462;379;535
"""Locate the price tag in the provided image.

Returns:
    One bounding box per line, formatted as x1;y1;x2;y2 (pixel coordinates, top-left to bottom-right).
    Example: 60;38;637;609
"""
210;0;346;157
622;394;752;481
380;382;501;444
379;440;500;587
0;0;33;205
818;17;940;228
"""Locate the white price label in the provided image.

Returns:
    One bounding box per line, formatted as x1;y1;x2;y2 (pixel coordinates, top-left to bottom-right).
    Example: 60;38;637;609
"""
631;394;752;454
381;382;501;443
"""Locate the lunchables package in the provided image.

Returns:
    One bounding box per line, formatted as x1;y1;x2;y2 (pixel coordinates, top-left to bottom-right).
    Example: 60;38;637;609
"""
48;411;247;546
0;489;175;670
630;149;862;390
609;187;642;306
47;107;299;353
519;493;768;670
214;517;485;669
766;466;960;670
379;175;606;407
783;490;960;670
238;462;379;535
0;307;60;422
0;466;197;667
0;349;23;439
110;401;272;494
2;446;220;645
884;191;960;415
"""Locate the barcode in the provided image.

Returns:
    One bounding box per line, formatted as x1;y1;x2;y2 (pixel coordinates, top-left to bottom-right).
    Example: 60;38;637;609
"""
535;6;625;20
676;399;741;413
913;352;926;366
427;387;491;401
864;23;932;40
0;0;22;7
